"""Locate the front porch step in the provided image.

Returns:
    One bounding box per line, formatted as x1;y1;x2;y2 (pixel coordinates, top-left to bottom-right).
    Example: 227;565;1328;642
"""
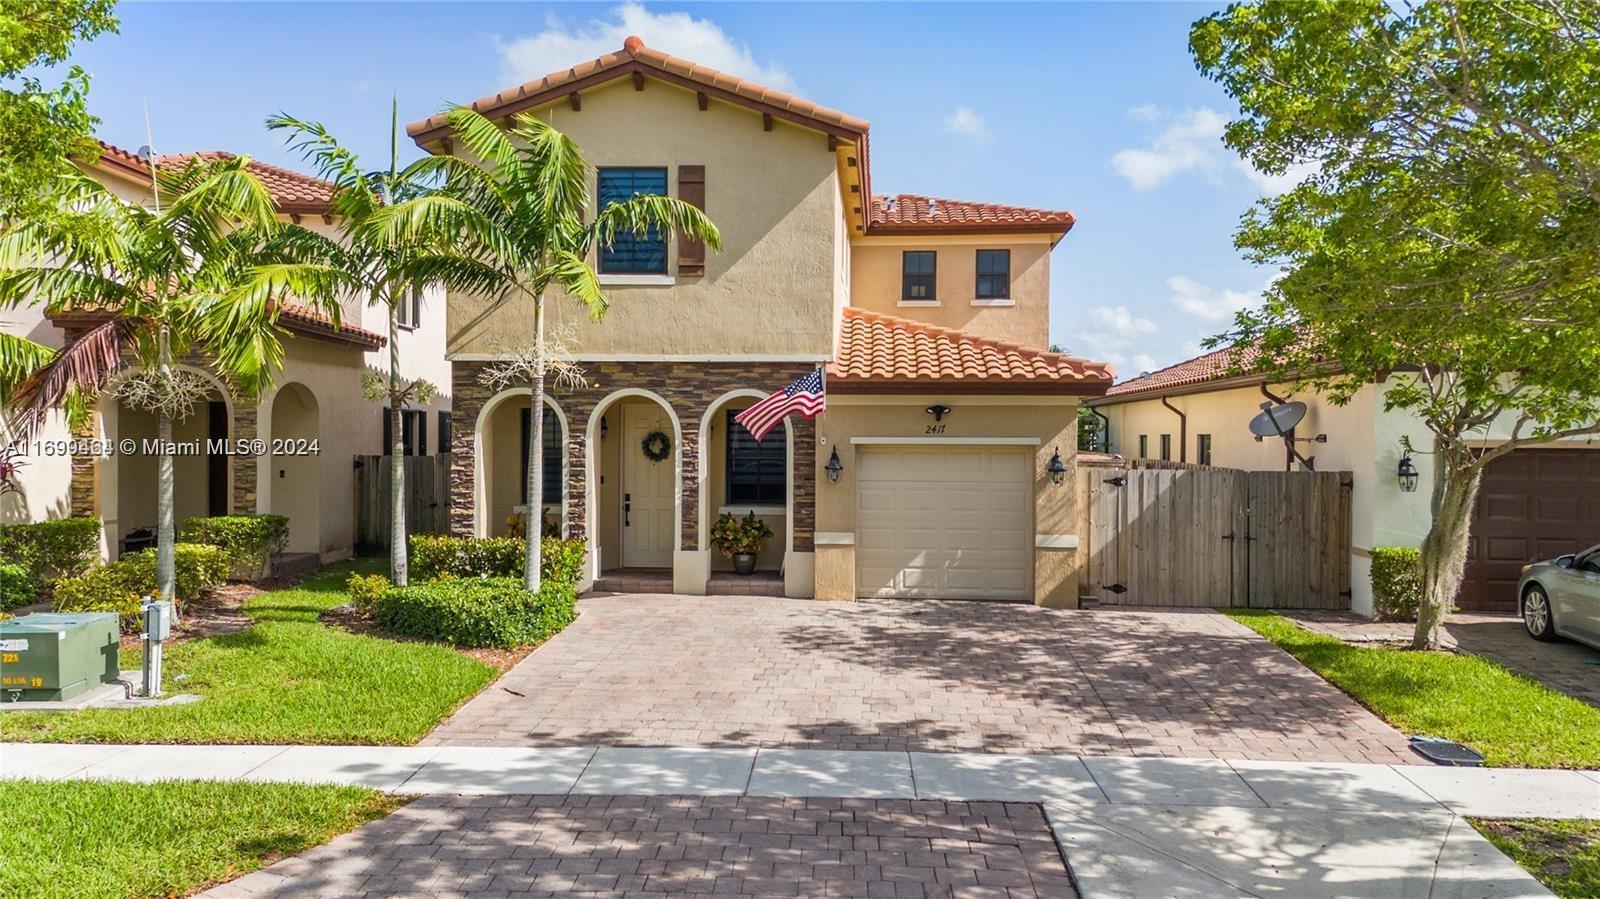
587;569;785;596
708;572;783;597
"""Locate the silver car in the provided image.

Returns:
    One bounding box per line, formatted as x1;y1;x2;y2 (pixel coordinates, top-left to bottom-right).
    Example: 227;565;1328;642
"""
1519;544;1600;649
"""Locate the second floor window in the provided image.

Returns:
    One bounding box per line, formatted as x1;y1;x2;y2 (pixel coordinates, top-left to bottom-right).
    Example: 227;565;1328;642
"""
397;287;421;329
902;251;936;301
727;409;786;505
1196;434;1213;466
976;249;1010;299
597;167;668;274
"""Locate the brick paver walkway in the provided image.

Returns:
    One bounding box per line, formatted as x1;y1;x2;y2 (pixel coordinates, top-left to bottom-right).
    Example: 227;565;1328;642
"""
423;595;1415;763
205;795;1077;898
1447;612;1600;708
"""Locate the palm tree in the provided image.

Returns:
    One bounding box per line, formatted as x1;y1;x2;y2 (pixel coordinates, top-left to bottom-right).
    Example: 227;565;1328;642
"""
268;100;496;586
0;155;343;601
378;108;721;590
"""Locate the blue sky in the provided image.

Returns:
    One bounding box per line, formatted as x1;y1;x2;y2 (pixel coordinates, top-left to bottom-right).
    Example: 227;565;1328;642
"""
63;1;1287;376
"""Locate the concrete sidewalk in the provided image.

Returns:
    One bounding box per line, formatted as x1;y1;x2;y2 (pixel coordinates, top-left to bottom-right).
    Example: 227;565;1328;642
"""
8;744;1591;897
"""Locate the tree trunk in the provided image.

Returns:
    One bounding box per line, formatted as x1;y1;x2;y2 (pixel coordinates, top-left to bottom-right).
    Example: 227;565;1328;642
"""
524;293;545;592
389;299;408;586
155;329;176;604
1411;448;1483;649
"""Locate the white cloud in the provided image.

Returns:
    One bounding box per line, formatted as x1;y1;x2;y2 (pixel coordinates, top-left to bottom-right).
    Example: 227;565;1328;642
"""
1112;104;1313;195
943;106;992;143
1166;274;1258;322
496;3;795;92
1071;305;1160;374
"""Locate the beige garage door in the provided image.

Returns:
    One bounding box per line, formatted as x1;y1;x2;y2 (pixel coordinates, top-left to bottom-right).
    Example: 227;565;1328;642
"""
855;445;1032;600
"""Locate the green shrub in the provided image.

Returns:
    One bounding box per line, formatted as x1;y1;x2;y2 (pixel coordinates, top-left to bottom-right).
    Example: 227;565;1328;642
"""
53;543;231;630
345;572;390;616
179;515;290;580
0;517;100;586
370;577;576;649
1371;546;1423;621
0;564;36;611
408;535;586;586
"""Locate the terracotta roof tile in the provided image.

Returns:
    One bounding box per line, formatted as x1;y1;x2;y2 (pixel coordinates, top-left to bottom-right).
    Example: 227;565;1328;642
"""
1100;345;1262;400
275;302;385;349
828;308;1112;394
867;194;1076;235
91;142;337;215
406;35;868;142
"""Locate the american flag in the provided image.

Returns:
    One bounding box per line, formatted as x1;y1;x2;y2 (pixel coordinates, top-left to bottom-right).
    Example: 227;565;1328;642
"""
735;369;826;440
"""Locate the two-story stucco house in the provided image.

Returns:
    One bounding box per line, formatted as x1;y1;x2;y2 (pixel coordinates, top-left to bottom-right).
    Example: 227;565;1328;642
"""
0;142;452;563
412;37;1113;606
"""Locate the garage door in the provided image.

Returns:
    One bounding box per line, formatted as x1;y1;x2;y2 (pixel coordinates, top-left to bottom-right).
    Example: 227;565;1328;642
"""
1462;448;1600;612
855;445;1032;600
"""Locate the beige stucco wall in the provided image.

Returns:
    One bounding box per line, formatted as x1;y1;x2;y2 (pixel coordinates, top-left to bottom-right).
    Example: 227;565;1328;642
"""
812;397;1080;607
445;78;842;359
848;236;1053;348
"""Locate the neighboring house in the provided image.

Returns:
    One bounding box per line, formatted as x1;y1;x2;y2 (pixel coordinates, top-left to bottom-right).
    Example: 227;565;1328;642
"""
409;36;1113;605
0;142;452;563
1090;346;1600;616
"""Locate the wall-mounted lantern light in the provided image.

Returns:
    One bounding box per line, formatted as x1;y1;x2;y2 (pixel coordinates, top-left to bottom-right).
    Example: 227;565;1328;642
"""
825;447;844;484
1047;446;1068;486
1397;453;1419;493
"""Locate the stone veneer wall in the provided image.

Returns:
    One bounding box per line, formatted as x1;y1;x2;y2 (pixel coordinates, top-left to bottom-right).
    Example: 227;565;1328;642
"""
450;361;817;553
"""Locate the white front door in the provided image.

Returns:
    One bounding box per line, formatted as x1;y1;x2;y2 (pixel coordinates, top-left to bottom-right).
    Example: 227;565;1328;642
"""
621;406;675;568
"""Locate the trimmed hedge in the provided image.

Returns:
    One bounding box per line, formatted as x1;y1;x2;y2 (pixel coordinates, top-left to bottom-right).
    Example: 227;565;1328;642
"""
53;543;231;630
370;577;576;649
0;517;100;586
345;572;389;616
1371;546;1423;621
179;515;290;580
0;563;35;611
408;535;586;585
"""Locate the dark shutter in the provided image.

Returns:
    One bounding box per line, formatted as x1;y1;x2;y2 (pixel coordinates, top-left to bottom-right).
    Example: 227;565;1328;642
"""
438;410;451;454
677;165;706;276
417;412;428;457
381;409;392;455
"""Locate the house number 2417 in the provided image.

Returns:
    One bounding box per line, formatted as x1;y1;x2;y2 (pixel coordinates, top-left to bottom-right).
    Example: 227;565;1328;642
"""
924;424;946;434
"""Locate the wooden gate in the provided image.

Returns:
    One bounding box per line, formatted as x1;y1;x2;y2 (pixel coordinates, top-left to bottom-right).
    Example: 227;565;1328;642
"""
1079;467;1351;609
354;454;451;549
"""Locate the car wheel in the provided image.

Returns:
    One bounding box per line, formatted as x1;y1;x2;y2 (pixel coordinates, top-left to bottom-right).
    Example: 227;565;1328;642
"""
1523;585;1557;642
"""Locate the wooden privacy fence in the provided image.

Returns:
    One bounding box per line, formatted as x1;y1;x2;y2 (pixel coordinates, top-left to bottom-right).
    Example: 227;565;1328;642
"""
1076;467;1352;609
355;454;451;549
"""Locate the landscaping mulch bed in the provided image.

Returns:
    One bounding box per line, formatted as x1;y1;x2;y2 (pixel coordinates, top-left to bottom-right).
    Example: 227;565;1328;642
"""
320;603;537;673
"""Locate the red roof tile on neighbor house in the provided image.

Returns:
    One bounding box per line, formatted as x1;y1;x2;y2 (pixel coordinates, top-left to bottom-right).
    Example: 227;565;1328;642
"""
1099;345;1263;400
867;195;1076;235
92;142;338;215
828;308;1112;394
274;303;385;349
406;35;869;143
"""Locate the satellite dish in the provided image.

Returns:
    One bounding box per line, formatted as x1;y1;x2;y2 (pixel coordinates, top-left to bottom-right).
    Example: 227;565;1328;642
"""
1249;401;1307;438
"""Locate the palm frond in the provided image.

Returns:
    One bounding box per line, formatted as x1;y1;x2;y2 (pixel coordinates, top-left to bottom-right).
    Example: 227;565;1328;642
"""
546;251;609;322
590;194;723;254
443;107;521;174
0;267;142;316
0;332;56;404
5;318;132;441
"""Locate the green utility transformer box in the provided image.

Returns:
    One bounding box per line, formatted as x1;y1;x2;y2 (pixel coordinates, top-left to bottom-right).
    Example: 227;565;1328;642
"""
0;612;120;702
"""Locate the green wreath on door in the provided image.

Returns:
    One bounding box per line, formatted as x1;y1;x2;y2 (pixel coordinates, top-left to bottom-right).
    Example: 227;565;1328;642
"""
641;429;672;462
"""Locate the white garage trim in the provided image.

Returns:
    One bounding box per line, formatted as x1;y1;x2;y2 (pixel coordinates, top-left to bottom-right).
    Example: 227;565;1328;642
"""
849;437;1042;446
1035;534;1079;549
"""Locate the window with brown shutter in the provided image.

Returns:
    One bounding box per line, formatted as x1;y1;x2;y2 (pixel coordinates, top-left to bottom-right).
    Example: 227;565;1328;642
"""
677;164;706;276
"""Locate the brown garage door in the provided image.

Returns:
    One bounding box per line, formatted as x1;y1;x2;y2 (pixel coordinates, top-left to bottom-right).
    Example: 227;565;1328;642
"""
1461;448;1600;612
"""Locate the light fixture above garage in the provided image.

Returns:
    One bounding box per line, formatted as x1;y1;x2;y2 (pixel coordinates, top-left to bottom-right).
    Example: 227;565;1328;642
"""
924;404;951;422
825;447;844;484
1047;447;1068;486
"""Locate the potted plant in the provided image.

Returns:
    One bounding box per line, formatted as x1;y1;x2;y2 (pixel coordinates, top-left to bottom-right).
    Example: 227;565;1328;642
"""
710;511;774;575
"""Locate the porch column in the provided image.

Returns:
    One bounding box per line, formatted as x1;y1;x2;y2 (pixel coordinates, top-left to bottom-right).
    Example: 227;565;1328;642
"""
231;400;257;515
785;415;817;597
447;363;484;536
674;401;708;595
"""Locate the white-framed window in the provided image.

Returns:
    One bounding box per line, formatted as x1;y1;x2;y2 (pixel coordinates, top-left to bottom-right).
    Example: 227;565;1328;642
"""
397;287;422;330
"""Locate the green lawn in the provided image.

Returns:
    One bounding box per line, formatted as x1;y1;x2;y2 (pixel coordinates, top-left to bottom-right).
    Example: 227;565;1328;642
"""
1225;609;1600;768
0;778;401;898
1473;818;1600;898
3;560;497;744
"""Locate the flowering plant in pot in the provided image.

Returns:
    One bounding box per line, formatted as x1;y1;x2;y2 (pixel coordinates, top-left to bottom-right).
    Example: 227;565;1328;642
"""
710;511;774;575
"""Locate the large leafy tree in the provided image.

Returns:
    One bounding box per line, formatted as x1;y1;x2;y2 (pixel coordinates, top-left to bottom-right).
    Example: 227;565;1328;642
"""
1192;0;1600;647
269;100;490;585
379;108;721;590
0;156;343;601
0;0;118;222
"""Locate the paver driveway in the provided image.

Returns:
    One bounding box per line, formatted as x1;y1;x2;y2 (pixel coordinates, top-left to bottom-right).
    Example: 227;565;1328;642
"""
424;595;1415;763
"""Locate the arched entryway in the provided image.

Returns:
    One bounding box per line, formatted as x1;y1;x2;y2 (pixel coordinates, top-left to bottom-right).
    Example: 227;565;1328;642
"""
698;389;792;574
97;366;233;558
267;382;320;554
474;388;568;538
587;390;680;575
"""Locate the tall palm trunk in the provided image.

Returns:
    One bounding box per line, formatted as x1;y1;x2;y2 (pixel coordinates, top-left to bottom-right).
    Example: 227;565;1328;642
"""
524;293;545;591
155;326;176;603
1411;446;1482;649
388;297;408;585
